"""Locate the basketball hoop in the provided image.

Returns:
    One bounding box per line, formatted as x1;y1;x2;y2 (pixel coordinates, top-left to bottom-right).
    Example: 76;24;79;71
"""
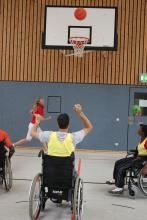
69;37;89;57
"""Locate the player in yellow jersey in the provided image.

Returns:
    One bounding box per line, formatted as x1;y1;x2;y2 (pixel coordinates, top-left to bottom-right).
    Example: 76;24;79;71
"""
31;104;93;156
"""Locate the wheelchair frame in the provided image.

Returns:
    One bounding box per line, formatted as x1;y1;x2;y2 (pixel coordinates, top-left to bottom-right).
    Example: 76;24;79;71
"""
126;161;147;198
29;152;83;220
0;149;13;191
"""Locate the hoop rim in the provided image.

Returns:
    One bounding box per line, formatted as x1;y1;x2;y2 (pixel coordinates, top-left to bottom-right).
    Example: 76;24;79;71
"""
68;36;89;56
69;37;89;44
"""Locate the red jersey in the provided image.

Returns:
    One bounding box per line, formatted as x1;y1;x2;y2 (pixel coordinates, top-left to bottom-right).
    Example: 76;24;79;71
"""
0;129;12;148
31;103;44;124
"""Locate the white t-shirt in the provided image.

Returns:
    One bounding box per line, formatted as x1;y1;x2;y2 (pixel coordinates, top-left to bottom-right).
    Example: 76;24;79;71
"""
38;129;86;146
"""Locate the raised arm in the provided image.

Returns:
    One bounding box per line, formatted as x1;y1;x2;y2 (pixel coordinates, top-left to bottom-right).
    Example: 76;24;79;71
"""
33;112;51;122
73;104;93;135
39;114;51;122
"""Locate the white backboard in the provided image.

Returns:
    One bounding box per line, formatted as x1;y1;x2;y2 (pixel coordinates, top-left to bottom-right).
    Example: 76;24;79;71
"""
43;6;117;50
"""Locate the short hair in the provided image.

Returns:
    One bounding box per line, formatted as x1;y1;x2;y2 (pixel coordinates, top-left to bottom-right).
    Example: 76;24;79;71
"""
141;124;147;137
57;113;70;129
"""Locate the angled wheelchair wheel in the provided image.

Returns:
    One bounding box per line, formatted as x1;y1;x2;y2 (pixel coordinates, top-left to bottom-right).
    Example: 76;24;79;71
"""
4;156;12;191
138;171;147;196
73;176;83;220
129;189;135;198
128;185;138;199
29;173;42;220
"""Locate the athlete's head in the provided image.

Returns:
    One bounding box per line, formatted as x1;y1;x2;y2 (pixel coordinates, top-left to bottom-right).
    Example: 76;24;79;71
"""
32;97;44;111
34;97;44;106
138;124;147;137
57;113;70;129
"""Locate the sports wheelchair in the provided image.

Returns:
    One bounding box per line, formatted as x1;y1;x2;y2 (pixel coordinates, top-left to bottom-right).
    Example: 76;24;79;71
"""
0;143;13;191
126;150;147;198
29;151;83;220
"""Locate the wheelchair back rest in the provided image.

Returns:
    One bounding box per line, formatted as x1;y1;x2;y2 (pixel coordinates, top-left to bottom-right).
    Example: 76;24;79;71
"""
43;155;74;189
0;141;7;168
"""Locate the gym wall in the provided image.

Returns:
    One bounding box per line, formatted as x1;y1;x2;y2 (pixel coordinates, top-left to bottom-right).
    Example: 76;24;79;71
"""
0;0;146;85
0;81;130;150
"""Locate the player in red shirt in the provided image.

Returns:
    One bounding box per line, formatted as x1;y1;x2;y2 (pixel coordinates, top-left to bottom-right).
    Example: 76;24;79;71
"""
14;97;51;147
0;129;15;158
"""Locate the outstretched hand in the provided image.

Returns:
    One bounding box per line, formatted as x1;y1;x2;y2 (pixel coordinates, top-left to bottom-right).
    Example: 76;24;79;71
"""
47;113;52;120
73;104;82;114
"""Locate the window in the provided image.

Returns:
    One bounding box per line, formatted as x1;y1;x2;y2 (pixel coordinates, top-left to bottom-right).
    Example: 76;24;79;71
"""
47;96;61;113
134;93;147;116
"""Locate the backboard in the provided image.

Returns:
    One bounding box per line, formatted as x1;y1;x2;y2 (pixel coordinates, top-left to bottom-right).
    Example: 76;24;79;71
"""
42;6;117;51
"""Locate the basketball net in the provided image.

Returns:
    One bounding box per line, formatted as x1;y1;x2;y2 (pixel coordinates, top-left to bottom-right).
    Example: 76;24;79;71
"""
69;37;89;57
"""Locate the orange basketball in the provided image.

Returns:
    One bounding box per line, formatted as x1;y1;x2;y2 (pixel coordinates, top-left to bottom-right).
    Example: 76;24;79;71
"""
74;8;87;20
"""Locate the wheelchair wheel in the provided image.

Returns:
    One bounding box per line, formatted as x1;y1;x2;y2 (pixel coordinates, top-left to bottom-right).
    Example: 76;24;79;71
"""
4;156;12;191
73;176;83;220
29;173;42;220
138;171;147;196
128;185;138;199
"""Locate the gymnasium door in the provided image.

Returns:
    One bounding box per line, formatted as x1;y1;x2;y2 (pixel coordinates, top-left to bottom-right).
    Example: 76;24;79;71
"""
128;87;147;150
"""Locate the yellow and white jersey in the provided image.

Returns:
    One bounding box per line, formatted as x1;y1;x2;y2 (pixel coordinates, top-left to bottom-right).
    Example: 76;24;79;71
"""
137;138;147;156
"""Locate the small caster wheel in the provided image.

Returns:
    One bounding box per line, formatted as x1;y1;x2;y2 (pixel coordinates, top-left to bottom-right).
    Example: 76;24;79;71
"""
129;189;135;197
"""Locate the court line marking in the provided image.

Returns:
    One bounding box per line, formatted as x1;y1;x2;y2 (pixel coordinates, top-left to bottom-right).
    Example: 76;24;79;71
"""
112;204;135;210
77;158;82;176
15;146;127;155
14;154;120;161
84;181;106;185
16;201;29;203
13;178;32;181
